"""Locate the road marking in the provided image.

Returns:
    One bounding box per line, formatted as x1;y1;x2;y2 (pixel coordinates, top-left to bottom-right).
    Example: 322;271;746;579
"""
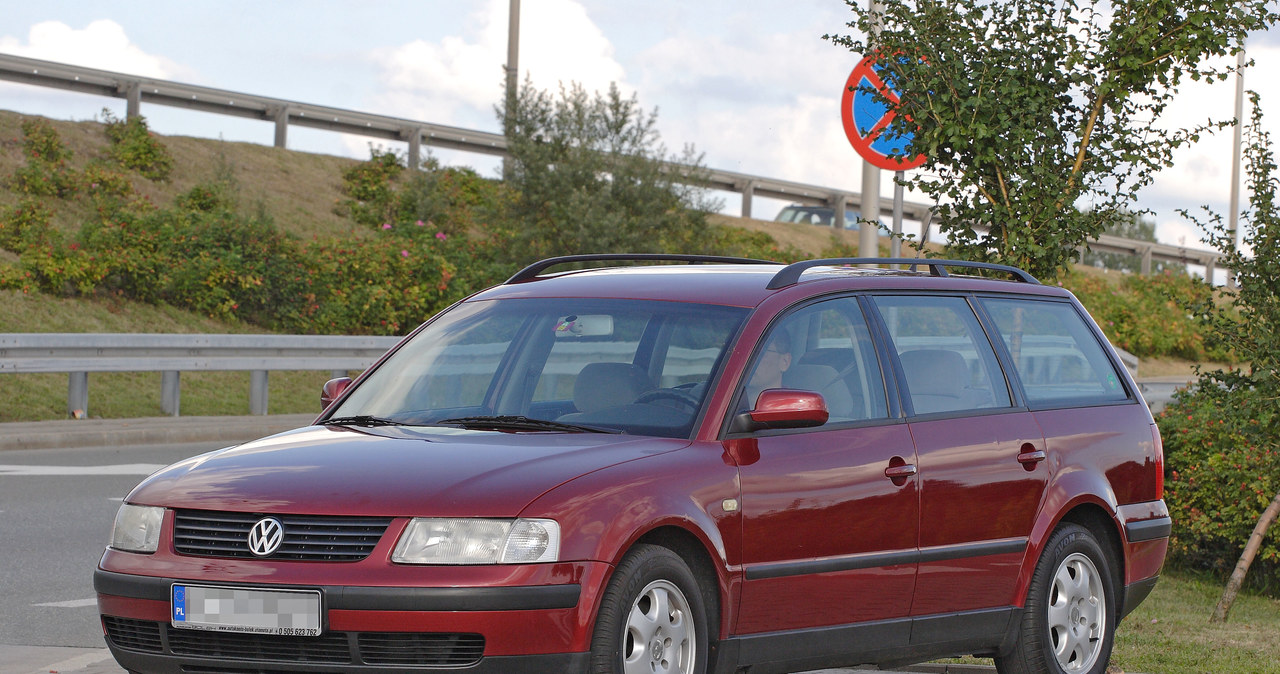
37;648;117;673
33;598;98;608
0;464;165;476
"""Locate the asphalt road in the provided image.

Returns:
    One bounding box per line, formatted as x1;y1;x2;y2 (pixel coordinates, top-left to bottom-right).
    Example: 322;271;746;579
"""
0;439;978;674
0;441;225;674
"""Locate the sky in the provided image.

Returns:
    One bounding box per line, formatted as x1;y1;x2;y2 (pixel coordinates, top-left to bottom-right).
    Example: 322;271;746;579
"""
1;0;1277;273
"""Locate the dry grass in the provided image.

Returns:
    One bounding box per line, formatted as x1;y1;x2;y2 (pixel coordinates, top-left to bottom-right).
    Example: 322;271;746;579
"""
0;108;362;240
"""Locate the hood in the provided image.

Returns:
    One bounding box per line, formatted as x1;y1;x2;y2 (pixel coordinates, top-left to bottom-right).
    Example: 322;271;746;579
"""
127;425;690;517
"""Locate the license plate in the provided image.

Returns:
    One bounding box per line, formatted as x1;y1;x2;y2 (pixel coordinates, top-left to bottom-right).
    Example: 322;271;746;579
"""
172;584;322;636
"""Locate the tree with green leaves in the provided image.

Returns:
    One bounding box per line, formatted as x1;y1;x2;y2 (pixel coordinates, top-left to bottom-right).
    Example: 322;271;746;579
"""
827;0;1277;280
499;79;721;264
1169;94;1280;621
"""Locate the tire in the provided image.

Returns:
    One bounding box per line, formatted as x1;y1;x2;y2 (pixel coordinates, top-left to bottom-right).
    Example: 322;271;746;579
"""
996;523;1117;674
590;544;710;674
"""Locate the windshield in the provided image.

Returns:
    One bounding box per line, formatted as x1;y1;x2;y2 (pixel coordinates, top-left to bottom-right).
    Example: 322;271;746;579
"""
331;298;748;438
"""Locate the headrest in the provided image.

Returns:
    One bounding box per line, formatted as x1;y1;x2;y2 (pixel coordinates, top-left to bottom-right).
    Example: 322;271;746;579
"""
573;362;652;413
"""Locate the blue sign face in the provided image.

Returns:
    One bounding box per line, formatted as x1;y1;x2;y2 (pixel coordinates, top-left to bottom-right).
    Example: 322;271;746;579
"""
852;64;914;158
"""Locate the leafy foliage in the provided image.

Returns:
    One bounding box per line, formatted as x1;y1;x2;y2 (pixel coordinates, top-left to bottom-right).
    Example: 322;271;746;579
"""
826;0;1277;280
11;119;78;197
102;109;174;181
1157;95;1280;590
1160;385;1280;591
501;80;722;264
335;148;404;228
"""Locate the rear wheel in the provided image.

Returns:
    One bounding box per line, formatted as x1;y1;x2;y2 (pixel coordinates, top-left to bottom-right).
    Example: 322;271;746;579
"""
590;544;709;674
996;523;1117;674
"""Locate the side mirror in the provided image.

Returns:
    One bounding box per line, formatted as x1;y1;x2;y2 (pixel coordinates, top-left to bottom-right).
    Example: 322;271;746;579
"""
732;389;829;432
321;377;353;410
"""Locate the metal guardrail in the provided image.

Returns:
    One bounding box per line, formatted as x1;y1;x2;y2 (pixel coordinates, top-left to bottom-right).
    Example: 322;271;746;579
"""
0;53;1221;272
0;333;401;417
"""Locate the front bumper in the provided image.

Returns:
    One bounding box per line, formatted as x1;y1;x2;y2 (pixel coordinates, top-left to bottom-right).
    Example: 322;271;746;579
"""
96;554;609;673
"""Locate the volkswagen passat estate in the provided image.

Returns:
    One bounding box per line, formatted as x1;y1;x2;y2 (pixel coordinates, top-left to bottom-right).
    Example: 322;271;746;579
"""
97;255;1169;674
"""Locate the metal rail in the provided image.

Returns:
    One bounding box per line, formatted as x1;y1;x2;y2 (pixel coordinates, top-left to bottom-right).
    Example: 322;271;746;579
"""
0;53;1222;273
0;333;401;417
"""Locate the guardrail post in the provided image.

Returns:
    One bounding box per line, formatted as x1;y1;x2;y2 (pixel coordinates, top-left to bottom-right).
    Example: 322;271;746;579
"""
161;371;181;417
122;81;141;119
740;181;755;219
272;106;289;148
1140;246;1153;275
68;372;88;418
250;371;269;415
403;127;423;170
831;194;849;230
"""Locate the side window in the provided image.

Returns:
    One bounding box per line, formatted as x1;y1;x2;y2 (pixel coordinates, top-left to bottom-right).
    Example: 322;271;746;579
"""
872;295;1012;415
981;298;1129;406
739;297;888;422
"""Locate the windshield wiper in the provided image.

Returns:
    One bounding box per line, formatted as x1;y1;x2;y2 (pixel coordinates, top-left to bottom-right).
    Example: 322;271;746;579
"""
435;415;621;434
323;415;407;428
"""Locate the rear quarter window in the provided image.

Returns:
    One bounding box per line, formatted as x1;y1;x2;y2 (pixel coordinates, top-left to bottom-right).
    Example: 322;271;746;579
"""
980;298;1130;408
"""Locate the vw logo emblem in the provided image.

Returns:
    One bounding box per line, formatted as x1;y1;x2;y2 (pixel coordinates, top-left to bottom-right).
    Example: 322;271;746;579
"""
247;517;284;557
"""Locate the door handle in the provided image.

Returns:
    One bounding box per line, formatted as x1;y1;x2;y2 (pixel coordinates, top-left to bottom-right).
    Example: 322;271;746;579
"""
885;464;918;479
1017;444;1046;469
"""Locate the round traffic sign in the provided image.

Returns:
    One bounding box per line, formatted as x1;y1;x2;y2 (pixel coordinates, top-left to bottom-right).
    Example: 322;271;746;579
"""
840;54;926;171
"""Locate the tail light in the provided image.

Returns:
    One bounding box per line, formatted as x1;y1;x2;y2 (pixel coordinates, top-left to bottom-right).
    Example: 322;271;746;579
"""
1151;423;1164;500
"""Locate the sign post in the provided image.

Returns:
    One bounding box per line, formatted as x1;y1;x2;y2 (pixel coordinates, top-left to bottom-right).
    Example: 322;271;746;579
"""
840;54;926;260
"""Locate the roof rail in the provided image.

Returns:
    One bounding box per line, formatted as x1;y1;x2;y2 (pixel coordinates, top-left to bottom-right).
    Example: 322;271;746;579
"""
766;258;1040;290
505;254;779;284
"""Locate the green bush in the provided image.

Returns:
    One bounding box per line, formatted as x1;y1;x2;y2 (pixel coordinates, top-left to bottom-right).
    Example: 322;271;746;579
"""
1159;383;1280;592
102;109;174;181
11;119;78;197
0;199;58;252
336;149;403;228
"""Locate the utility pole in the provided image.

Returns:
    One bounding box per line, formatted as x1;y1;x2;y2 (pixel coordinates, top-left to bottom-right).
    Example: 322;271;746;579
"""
1227;46;1245;289
860;0;884;259
503;0;521;180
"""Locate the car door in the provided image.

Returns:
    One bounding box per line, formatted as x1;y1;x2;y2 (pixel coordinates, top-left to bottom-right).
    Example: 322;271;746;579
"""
870;294;1049;617
731;295;919;635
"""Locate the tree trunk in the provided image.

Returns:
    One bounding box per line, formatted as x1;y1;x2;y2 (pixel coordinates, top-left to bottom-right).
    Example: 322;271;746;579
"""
1211;489;1280;623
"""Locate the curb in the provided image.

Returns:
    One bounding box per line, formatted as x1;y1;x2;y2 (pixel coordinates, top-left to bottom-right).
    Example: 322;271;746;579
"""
0;414;316;452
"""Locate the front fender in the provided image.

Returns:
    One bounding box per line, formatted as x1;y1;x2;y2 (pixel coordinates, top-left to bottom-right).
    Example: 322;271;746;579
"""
520;440;741;638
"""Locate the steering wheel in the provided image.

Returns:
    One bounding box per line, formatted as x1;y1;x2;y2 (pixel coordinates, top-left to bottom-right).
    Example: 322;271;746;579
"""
634;388;701;411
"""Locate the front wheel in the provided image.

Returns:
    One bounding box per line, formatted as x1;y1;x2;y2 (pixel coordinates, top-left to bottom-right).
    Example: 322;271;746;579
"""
590;544;709;674
996;523;1117;674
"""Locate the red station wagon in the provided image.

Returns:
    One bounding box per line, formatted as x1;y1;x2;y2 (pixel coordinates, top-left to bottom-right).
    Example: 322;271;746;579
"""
96;255;1170;674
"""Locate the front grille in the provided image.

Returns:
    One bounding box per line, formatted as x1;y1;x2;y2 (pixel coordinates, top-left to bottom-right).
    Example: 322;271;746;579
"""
103;616;163;652
103;618;485;668
173;510;392;561
168;629;350;663
359;633;486;666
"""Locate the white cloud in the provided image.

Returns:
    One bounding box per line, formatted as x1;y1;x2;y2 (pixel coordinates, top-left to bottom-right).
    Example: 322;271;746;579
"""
0;19;188;79
349;0;627;161
364;0;625;128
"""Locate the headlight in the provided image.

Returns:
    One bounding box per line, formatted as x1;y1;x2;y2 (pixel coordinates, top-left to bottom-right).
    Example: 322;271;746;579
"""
392;518;560;565
110;504;165;553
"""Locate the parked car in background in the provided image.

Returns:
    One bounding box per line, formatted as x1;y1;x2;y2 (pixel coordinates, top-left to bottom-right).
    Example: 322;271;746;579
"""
775;204;890;233
97;254;1168;674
